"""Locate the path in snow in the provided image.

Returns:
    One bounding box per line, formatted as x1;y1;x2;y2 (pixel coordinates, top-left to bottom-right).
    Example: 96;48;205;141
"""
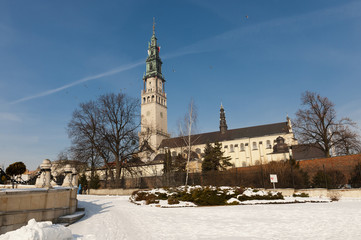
69;195;361;240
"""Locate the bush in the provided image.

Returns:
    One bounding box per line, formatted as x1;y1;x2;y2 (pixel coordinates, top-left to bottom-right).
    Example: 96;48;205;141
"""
191;188;227;206
237;191;284;202
167;196;180;205
135;192;159;205
312;170;346;189
293;192;309;198
329;192;341;202
156;192;168;200
312;170;331;188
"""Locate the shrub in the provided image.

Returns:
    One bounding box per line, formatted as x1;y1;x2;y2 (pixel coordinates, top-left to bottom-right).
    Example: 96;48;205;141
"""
157;192;168;200
238;192;284;202
312;170;331;188
191;187;227;206
293;192;309;198
168;196;180;205
329;192;341;202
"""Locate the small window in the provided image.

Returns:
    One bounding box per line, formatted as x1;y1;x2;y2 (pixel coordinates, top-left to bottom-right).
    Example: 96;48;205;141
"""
230;144;234;152
245;143;249;147
259;141;263;145
252;142;257;150
242;161;247;167
240;143;245;151
266;140;272;149
172;151;177;157
224;145;228;148
255;160;260;165
195;148;201;154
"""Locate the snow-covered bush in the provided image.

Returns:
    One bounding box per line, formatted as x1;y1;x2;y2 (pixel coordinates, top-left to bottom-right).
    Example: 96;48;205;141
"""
237;188;284;202
293;192;309;198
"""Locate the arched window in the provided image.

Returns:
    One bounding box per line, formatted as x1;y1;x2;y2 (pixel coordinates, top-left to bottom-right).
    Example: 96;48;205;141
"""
252;142;257;150
143;97;146;103
147;96;150;103
240;143;245;151
152;95;155;102
230;144;234;152
266;140;272;149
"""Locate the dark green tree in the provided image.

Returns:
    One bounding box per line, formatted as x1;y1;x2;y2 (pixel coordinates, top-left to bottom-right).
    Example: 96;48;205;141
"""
79;173;88;192
163;149;172;174
202;142;232;171
89;174;100;189
173;154;187;172
6;162;26;177
349;163;361;188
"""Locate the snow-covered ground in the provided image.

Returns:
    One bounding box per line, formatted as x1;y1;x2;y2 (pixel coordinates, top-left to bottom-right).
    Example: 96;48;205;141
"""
68;195;361;240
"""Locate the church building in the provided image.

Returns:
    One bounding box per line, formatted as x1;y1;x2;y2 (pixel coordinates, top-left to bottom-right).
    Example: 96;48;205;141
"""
139;23;298;172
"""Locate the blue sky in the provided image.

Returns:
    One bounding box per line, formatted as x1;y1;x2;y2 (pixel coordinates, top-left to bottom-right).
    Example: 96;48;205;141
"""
1;0;361;170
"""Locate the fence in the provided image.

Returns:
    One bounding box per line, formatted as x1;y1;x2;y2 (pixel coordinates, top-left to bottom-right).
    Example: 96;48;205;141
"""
98;154;361;190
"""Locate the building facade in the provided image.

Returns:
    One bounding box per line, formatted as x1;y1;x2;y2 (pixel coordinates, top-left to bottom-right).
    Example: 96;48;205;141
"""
139;23;298;171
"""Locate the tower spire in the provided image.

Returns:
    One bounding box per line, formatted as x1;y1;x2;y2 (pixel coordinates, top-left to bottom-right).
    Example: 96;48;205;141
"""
220;104;228;134
153;17;156;35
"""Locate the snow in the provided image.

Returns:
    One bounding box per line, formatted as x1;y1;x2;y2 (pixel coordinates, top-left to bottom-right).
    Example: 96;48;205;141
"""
67;195;361;239
0;219;72;240
2;194;361;239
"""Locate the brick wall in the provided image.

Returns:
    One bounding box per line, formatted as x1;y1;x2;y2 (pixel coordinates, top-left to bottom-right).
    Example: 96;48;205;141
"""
298;154;361;180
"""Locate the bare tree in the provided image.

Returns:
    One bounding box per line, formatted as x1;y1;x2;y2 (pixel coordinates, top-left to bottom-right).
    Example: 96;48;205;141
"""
294;91;360;157
333;125;361;155
68;93;140;187
178;99;198;186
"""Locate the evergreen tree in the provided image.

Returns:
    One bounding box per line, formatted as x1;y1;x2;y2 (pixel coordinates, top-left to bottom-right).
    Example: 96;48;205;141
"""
89;174;100;189
173;154;187;172
163;149;172;174
202;142;232;171
6;162;26;177
79;173;88;190
349;163;361;188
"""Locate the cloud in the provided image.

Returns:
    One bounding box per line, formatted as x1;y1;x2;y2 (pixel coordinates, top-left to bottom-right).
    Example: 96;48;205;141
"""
10;60;144;104
9;49;206;105
0;112;22;122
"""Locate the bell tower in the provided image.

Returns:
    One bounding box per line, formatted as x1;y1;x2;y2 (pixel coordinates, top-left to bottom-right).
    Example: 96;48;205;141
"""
139;19;169;153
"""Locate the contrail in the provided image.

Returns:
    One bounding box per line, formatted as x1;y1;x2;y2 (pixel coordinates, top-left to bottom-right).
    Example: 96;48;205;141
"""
10;60;144;105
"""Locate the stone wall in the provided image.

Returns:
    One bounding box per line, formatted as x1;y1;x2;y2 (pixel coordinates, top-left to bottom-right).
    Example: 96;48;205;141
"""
89;188;137;195
0;187;77;234
271;188;361;198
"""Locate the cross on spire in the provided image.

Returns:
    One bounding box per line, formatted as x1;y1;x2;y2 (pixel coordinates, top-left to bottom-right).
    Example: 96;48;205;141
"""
153;17;156;35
